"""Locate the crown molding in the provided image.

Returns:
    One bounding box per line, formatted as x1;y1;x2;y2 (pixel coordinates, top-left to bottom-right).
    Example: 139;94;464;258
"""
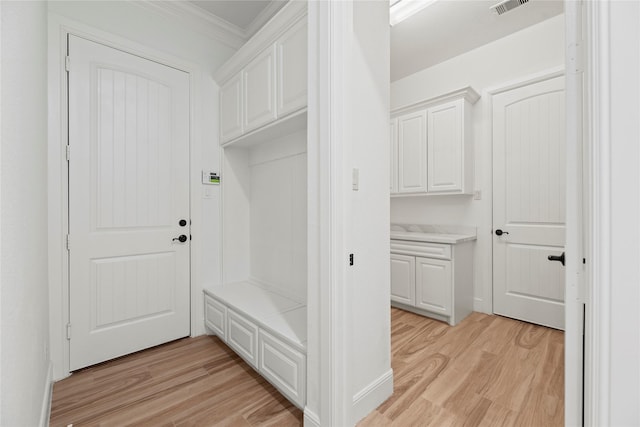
391;86;481;117
135;0;246;50
245;1;287;39
214;0;307;84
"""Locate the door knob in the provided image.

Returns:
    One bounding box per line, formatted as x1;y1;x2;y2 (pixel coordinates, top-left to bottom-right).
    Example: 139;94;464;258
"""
495;229;509;236
547;252;565;266
173;234;188;243
179;219;187;227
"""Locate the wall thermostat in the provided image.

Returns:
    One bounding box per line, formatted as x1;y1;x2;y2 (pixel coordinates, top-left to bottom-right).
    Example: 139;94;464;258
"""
202;171;220;185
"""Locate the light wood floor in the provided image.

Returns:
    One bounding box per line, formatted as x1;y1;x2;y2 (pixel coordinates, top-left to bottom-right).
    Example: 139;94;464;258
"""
50;308;563;426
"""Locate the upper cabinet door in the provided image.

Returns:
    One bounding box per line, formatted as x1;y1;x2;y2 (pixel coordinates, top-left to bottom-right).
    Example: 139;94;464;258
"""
277;19;307;117
398;110;428;193
220;74;243;144
243;45;277;133
390;118;398;194
427;99;467;193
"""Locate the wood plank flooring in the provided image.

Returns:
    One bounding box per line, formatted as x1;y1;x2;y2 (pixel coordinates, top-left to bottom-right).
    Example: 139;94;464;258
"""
50;308;563;426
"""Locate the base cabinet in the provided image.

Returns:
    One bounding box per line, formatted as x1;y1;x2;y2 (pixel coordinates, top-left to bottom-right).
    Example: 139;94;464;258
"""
227;309;259;368
204;294;226;340
390;253;415;305
203;288;307;409
259;330;306;408
390;239;473;326
415;257;452;316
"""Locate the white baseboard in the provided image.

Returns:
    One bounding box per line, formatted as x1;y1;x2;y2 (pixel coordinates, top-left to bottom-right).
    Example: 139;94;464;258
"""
39;361;53;427
351;368;394;424
474;297;491;314
303;407;321;427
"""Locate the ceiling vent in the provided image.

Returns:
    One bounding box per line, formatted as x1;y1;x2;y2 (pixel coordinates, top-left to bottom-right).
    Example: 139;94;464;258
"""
491;0;529;15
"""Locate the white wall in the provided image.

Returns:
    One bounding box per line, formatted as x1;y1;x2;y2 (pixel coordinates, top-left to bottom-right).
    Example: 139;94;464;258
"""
348;0;392;421
249;132;307;302
390;15;565;312
306;1;392;425
594;1;640;424
1;1;51;425
47;1;233;380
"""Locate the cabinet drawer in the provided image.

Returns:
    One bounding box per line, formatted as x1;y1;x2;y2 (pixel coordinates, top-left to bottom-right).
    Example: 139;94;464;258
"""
258;330;306;408
391;240;451;259
204;294;226;341
227;310;259;368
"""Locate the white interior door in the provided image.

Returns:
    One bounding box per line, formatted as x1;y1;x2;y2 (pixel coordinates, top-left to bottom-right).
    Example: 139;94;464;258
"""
68;35;190;370
492;74;566;330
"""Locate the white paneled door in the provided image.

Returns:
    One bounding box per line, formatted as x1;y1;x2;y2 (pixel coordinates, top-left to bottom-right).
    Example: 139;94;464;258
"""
68;35;190;370
492;75;566;330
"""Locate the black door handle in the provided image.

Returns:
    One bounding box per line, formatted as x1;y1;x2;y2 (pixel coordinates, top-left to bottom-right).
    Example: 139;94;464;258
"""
495;229;509;236
547;252;565;266
173;234;188;243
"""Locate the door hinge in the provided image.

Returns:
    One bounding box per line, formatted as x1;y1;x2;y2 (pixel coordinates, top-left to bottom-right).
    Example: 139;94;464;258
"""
349;253;354;266
66;234;71;251
66;323;71;340
568;42;583;74
65;56;70;72
66;145;71;161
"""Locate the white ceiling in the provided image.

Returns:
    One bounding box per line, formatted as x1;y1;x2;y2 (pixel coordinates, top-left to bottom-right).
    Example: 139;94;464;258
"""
390;0;564;81
188;0;287;38
187;0;563;82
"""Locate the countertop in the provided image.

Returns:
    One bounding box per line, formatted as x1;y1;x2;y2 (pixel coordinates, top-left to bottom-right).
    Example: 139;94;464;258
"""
390;224;477;244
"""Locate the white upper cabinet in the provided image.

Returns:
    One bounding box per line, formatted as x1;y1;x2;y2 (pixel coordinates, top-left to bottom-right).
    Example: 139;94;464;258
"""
277;18;307;117
220;74;243;143
243;46;277;133
390;118;398;193
390;87;479;196
216;13;308;146
397;110;428;193
427;99;471;193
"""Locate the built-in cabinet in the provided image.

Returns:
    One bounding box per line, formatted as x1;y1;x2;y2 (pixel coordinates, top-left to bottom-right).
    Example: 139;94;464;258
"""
243;46;277;133
219;16;308;145
390;237;474;326
276;18;307;117
206;2;308;411
390;88;479;196
220;74;243;142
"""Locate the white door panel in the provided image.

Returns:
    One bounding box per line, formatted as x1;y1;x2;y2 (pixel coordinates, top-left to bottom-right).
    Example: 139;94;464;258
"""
415;257;451;316
390;118;398;193
244;46;277;132
427;100;462;193
390;253;415;305
68;35;190;370
493;75;565;329
398;111;427;193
